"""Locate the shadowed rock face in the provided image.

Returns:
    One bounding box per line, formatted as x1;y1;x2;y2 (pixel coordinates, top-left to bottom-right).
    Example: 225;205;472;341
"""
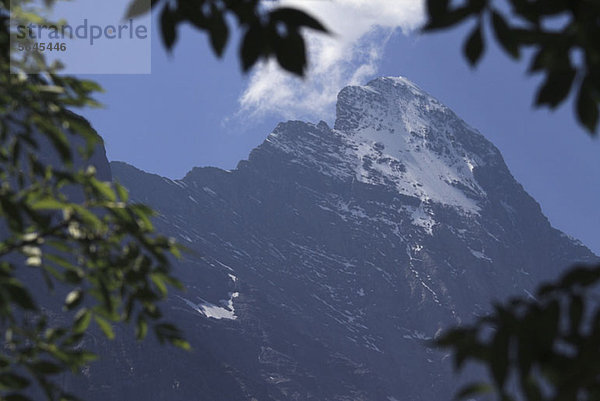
76;77;595;401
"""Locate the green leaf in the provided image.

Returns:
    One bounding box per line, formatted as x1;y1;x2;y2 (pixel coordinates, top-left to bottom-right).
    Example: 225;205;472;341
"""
426;0;450;20
529;46;550;73
535;67;575;108
577;80;599;134
435;327;476;348
522;375;543;401
45;327;67;342
151;273;168;297
269;7;329;33
30;360;63;375
89;178;116;202
70;350;97;365
559;264;600;289
0;356;10;369
516;330;533;378
4;394;33;401
538;299;560;350
464;23;484;66
274;30;306;76
114;182;129;202
0;197;24;232
62;332;85;347
130;203;154;231
423;3;471;31
0;373;30;390
6;280;37;310
73;309;92;333
171;338;191;351
136;316;148;340
208;12;229;57
45;253;78;272
491;10;519;58
30;197;67;210
94;315;115;340
569;295;584;335
78;80;104;93
46;240;71;253
160;4;178;51
490;327;510;388
155;322;182;344
72;204;103;229
34;85;65;94
125;0;151;19
33;117;72;164
240;25;263;72
455;382;492;400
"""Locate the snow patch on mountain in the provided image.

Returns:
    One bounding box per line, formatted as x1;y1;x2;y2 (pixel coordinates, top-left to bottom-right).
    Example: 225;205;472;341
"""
263;77;489;222
178;292;239;320
336;77;487;213
410;205;435;235
470;249;492;262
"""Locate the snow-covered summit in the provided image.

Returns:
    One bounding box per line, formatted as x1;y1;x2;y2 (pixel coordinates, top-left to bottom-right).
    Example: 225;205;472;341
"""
264;76;500;214
335;76;448;132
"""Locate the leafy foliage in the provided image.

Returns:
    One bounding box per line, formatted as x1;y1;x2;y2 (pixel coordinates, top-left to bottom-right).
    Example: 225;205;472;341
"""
424;0;600;133
1;1;188;399
435;263;600;401
4;1;599;400
424;2;600;398
125;0;329;76
0;0;327;399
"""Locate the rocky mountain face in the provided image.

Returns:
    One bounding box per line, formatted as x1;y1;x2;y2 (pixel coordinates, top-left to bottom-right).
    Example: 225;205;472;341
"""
76;77;595;401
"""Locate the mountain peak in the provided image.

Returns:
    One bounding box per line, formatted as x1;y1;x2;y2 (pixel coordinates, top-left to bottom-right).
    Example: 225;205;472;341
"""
107;75;597;401
248;77;524;230
263;77;493;214
334;76;445;132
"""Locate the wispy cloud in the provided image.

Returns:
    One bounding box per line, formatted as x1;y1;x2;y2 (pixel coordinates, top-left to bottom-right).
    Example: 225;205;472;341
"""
237;0;425;121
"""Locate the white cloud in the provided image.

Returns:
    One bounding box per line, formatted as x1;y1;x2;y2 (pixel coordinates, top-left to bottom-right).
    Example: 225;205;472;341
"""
238;0;425;121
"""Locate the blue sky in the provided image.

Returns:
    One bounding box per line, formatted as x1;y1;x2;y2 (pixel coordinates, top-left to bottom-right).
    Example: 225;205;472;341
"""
68;1;599;255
